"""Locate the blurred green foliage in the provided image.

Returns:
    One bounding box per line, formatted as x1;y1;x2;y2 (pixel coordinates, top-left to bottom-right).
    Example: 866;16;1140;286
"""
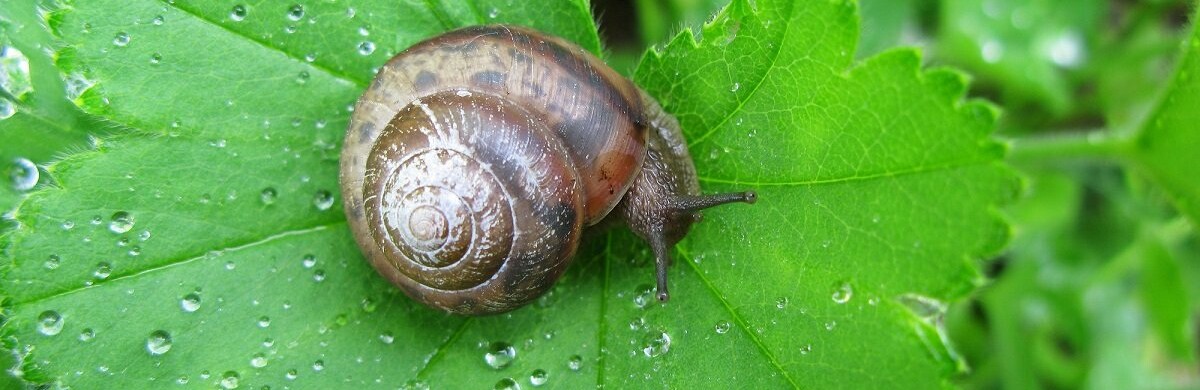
595;0;1198;388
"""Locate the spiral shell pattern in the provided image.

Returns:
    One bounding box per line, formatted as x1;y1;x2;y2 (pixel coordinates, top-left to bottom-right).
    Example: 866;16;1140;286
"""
342;25;652;315
351;91;583;314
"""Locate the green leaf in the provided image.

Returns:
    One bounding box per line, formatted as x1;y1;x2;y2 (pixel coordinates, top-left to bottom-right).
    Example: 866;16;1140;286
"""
1;0;1015;388
1137;232;1194;361
629;0;1013;386
1131;8;1200;226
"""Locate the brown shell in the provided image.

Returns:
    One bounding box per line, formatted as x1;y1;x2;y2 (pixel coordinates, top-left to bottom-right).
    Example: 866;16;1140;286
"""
346;91;585;314
340;25;650;314
342;25;648;226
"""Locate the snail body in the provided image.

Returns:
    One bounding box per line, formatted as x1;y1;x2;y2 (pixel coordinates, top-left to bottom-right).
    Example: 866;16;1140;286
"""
341;25;754;315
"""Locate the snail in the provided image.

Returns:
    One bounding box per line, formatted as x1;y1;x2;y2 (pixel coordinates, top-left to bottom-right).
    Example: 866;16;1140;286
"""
340;25;755;315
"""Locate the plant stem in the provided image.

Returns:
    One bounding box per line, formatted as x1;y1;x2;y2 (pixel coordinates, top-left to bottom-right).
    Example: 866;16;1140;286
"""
1005;130;1131;164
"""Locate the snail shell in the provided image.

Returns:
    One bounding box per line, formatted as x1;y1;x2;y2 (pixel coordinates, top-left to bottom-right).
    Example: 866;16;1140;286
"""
341;25;755;315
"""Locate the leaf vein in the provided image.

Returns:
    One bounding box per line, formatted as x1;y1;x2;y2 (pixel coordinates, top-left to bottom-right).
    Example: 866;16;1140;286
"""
17;222;340;306
157;0;368;88
697;158;993;187
684;0;796;147
678;245;799;388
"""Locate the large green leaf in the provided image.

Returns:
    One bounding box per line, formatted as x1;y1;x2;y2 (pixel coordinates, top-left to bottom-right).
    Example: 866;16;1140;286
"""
1;0;1014;388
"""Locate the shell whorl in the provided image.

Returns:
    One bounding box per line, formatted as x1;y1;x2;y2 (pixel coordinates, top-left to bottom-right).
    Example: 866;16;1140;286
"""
342;25;652;315
355;91;584;314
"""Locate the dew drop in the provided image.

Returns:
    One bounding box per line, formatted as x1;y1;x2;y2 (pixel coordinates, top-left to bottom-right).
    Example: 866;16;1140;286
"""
628;317;645;331
379;331;394;344
775;297;789;309
641;331;671;357
285;369;298;380
357;41;376;55
632;284;654;309
312;360;325;371
94;262;112;280
799;344;812;355
730;82;740;92
112;32;130;47
529;369;548;386
714;321;731;334
230;5;247;21
109;211;134;233
313;190;334;210
824;320;837;330
181;293;201;312
567;355;582;371
295;71;309;84
8;158;38;191
301;254;317;268
488;8;501;18
484;341;517;369
62;220;75;230
832;282;853;304
37;310;63;336
79;328;95;342
152;15;164;25
286;4;305;21
220;371;239;389
250;352;268;368
149;52;162;64
260;187;278;205
312;270;326;282
44;255;61;270
257;316;271;328
146;330;172;355
494;378;519;390
0;45;24;96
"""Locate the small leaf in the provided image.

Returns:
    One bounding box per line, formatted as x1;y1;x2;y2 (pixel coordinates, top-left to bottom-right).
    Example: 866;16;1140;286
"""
1131;8;1200;226
0;1;99;215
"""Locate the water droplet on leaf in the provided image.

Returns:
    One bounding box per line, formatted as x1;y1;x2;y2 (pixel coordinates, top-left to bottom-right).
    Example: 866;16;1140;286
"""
286;4;304;21
146;330;172;355
231;5;248;21
37;310;63;336
109;211;134;233
529;369;548;386
484;341;517;369
8;158;38;191
112;32;130;47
